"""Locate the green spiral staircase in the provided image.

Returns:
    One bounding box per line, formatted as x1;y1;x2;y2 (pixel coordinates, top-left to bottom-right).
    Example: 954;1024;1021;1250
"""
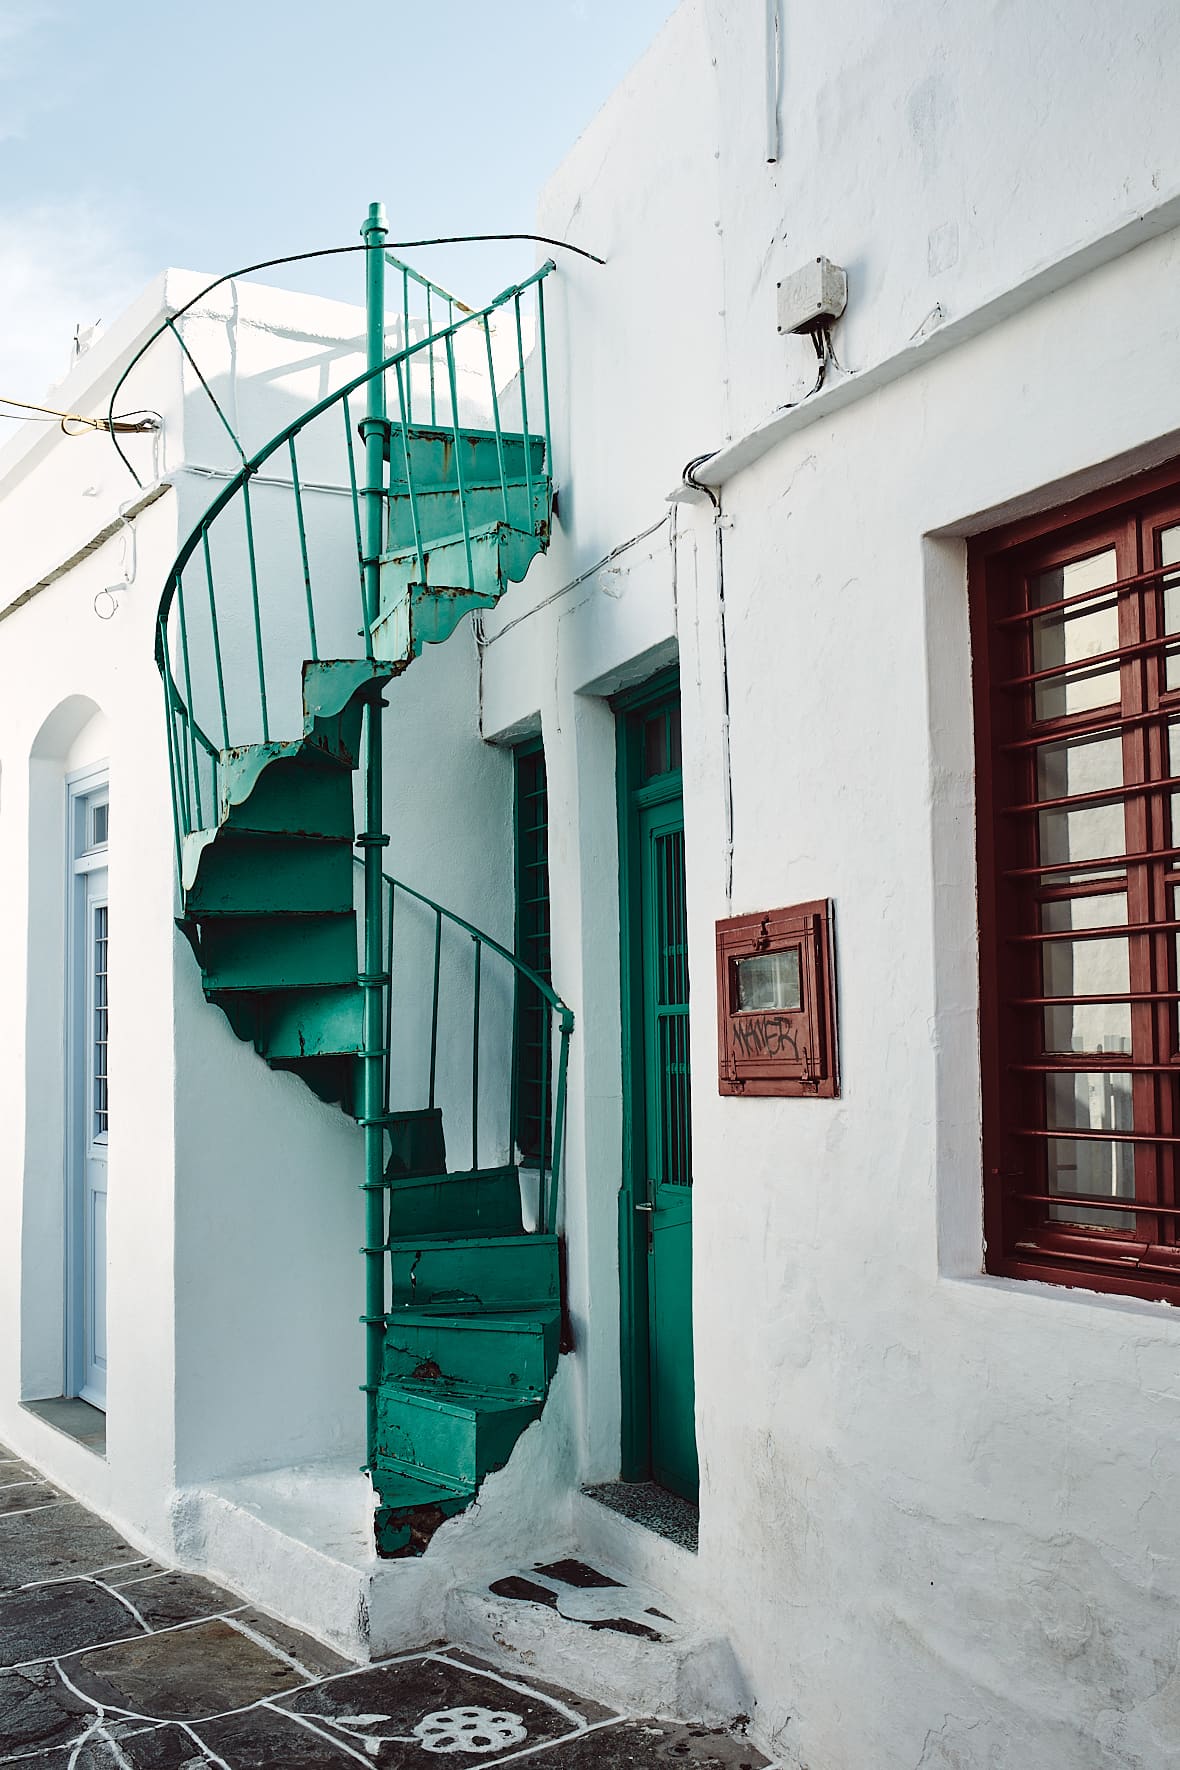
125;205;573;1556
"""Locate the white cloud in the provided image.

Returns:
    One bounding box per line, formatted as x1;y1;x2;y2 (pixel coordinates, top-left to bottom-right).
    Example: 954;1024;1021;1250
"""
0;202;150;405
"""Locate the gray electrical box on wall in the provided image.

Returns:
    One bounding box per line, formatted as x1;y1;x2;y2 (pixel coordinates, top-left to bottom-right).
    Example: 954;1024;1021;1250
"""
777;257;848;335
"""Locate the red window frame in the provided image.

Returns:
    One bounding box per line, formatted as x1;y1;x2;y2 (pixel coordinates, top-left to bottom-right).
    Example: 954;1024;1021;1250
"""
971;458;1180;1302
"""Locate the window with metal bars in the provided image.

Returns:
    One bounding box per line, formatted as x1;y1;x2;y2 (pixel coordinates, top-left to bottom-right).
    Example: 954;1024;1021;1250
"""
513;741;551;1164
971;463;1180;1301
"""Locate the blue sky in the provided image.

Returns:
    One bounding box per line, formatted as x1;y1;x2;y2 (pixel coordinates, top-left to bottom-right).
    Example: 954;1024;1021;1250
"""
0;0;675;402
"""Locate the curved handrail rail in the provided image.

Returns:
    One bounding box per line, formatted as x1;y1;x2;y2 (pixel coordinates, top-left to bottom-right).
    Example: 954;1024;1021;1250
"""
367;861;573;1235
157;259;557;847
108;233;601;487
154;260;555;672
388;868;573;1028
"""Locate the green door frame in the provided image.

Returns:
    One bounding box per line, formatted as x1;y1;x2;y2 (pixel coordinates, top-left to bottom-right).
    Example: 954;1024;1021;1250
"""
615;666;687;1481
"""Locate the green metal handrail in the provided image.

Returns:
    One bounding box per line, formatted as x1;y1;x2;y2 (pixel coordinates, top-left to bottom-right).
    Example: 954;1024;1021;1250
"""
154;259;556;863
378;868;574;1238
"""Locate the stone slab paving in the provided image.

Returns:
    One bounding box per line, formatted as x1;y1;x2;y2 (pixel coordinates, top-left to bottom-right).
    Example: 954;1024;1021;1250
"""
0;1440;770;1769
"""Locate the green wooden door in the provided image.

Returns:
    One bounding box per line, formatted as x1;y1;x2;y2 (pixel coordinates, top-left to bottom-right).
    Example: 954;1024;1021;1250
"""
639;797;697;1497
618;682;698;1501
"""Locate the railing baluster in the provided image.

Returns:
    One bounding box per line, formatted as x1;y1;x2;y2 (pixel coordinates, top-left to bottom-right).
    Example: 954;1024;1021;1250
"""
342;394;369;649
402;268;412;423
239;474;269;742
201;529;230;751
175;577;204;829
537;277;552;477
429;910;442;1109
384;876;395;1118
484;321;509;526
471;938;482;1170
538;999;550;1226
547;1016;572;1236
445;334;474;589
160;617;185;875
395;360;425;590
169;638;194;836
513;295;535;519
426;286;436;426
288;436;317;662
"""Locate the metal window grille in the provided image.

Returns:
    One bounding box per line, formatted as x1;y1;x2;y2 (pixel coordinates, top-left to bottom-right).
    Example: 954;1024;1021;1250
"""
974;471;1180;1299
654;825;691;1186
513;743;551;1163
93;903;109;1138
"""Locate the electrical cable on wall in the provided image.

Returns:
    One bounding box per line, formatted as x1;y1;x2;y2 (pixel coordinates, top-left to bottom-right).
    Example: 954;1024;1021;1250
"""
680;326;837;909
681;454;735;909
0;395;157;437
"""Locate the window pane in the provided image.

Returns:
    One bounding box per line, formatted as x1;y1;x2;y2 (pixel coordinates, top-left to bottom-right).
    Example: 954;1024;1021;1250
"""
1168;721;1180;845
1031;548;1120;720
1043;1002;1131;1054
1042;933;1128;998
1161;525;1180;690
1040;892;1127;933
736;950;801;1012
1044;1072;1136;1227
1036;732;1124;866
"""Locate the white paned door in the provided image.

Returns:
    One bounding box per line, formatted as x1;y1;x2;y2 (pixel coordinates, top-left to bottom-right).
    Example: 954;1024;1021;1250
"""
69;777;108;1412
81;870;108;1408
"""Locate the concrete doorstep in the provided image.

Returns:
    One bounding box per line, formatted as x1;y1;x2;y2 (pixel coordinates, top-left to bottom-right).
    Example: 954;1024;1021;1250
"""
0;1442;770;1769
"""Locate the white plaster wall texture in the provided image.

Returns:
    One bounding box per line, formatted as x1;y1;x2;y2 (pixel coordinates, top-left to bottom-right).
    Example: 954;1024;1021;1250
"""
473;2;1180;1764
0;483;180;1552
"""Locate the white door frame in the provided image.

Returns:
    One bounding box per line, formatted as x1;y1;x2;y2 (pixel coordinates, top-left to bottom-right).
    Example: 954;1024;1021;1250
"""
65;763;109;1409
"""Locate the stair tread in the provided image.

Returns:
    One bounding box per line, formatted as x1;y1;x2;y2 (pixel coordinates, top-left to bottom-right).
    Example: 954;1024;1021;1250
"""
387;1231;555;1250
393;421;545;447
391;475;543;497
380;517;533;567
380;1383;541;1421
371;1465;473;1507
385;1163;516;1188
388;1306;559;1333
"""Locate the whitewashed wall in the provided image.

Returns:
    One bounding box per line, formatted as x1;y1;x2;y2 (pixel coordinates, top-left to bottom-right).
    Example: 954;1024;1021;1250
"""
0;291;182;1548
481;1;1180;1763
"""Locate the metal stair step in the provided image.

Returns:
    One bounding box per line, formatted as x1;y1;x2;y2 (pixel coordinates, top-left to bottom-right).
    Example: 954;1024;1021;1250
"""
383;1107;447;1178
302;658;395;763
387;480;549;552
383;1306;560;1399
376;1384;541;1488
371;1465;473;1558
379;517;541;575
372;520;549;665
384;424;546;489
219;751;355;841
259;984;365;1059
186;834;354;918
199;912;358;992
387;1233;560;1311
385;1165;523;1239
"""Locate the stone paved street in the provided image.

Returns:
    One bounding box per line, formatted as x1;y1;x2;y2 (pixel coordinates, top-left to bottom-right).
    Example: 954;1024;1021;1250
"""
0;1444;766;1768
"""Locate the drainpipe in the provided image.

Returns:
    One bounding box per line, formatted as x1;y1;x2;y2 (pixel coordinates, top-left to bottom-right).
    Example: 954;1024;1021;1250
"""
358;200;390;1476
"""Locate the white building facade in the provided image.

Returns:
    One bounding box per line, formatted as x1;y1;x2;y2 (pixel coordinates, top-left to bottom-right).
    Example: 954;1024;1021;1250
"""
5;2;1180;1764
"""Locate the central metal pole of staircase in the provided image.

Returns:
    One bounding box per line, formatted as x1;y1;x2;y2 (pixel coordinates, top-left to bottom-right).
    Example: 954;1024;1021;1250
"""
359;199;389;1474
